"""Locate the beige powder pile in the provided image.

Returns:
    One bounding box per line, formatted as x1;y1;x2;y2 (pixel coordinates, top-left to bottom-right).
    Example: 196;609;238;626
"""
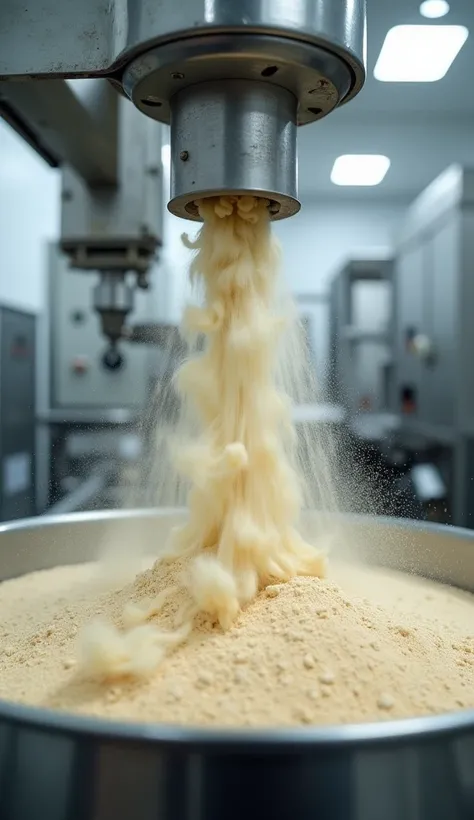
0;555;472;727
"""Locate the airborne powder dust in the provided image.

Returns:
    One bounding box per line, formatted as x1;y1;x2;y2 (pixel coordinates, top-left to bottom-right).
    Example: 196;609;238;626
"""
78;195;332;679
0;195;472;726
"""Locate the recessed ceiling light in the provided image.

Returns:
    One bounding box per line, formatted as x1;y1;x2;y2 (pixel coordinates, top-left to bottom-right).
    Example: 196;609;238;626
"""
420;0;450;18
330;155;391;187
374;24;468;82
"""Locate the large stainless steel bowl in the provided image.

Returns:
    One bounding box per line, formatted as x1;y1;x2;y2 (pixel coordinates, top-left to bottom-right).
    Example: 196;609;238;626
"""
0;510;473;820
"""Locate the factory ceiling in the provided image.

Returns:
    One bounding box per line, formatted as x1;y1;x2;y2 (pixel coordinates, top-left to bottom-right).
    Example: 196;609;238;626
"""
299;0;474;203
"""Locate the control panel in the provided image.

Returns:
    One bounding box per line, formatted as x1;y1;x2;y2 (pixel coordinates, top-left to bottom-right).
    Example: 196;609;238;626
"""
46;245;156;410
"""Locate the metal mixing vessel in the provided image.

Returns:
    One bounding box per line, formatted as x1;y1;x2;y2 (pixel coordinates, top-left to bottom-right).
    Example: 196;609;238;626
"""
0;510;472;820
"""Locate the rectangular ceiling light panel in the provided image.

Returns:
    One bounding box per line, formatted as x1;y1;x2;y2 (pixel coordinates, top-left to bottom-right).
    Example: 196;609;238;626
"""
374;24;469;82
330;154;391;187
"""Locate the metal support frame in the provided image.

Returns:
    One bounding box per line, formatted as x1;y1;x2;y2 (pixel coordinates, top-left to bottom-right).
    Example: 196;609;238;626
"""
0;0;366;222
0;76;164;348
329;256;394;414
0;1;120;78
60;94;163;273
0;0;366;341
392;165;474;527
0;58;165;344
0;1;366;88
0;78;118;184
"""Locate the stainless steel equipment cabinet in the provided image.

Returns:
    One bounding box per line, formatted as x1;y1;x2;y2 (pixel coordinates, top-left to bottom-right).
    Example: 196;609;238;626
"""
0;305;36;521
392;165;474;526
45;245;156;413
328;257;394;415
35;245;157;514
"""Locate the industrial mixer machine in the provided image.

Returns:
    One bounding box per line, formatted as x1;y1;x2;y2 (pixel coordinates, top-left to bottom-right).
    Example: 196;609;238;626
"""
2;4;472;820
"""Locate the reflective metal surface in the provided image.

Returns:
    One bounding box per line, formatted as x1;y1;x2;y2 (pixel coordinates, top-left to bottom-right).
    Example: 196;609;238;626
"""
169;80;298;221
121;0;362;221
0;0;366;222
59;98;163;272
0;79;118;185
0;510;472;819
123;33;353;126
93;272;134;344
93;274;134;315
0;0;366;88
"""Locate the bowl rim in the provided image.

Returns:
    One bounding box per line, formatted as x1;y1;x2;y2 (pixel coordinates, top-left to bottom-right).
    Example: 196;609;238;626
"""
0;508;473;751
2;506;474;539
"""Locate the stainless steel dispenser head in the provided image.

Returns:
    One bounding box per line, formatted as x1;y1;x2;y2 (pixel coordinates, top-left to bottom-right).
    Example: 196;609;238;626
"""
122;0;366;220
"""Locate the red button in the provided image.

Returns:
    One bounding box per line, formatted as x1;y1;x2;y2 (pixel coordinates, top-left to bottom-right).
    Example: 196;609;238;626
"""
71;356;88;375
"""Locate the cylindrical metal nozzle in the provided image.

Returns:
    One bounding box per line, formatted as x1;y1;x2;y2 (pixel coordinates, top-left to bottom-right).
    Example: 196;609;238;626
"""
93;274;134;311
119;0;366;221
168;80;298;221
93;272;134;343
123;0;366;222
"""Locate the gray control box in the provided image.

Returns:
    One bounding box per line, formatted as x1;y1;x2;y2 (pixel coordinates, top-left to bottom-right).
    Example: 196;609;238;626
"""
393;165;472;434
0;306;36;521
392;165;474;526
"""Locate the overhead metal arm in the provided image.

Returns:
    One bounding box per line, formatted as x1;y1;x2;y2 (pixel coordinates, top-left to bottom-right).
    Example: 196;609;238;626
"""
0;0;115;77
0;0;366;350
0;79;118;185
0;0;366;227
0;0;366;90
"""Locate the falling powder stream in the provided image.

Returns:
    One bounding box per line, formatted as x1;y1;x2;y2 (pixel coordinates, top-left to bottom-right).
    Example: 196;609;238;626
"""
79;196;335;678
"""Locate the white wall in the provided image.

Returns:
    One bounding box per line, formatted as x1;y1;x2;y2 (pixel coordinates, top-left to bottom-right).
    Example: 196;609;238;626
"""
157;145;198;325
159;209;198;325
0;118;405;363
272;200;405;389
0;121;191;324
160;199;405;320
0;120;60;313
157;199;405;387
274;200;405;294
